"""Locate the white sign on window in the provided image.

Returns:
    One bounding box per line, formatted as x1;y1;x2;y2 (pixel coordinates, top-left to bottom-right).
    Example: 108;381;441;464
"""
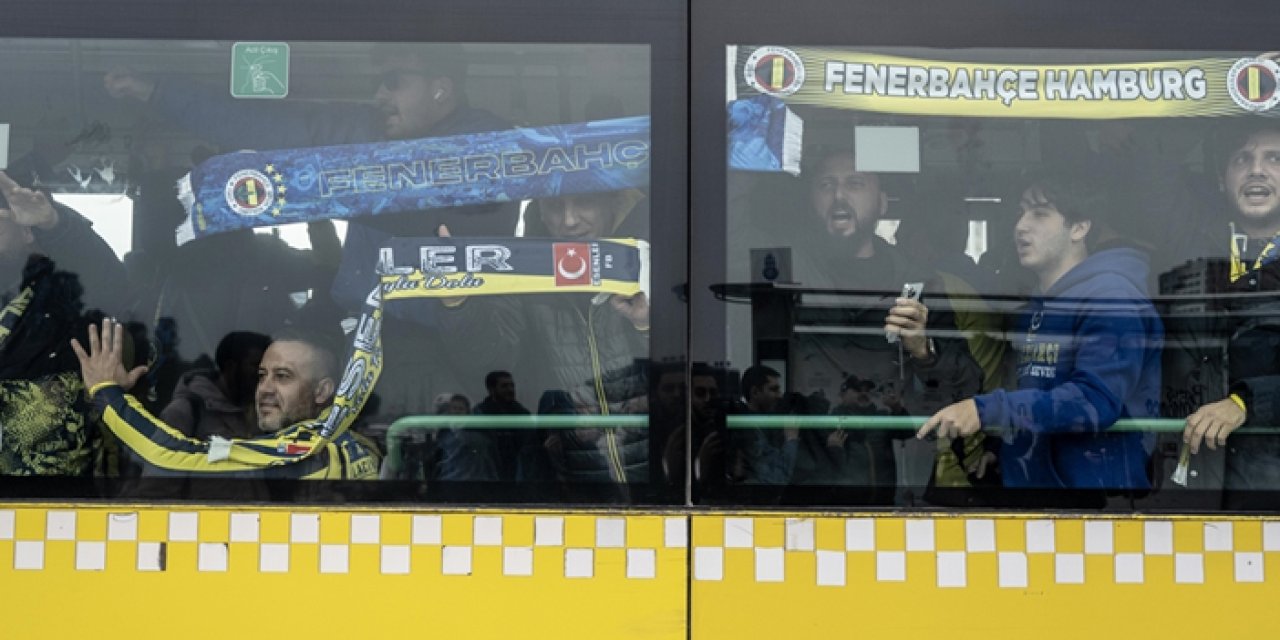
0;123;9;170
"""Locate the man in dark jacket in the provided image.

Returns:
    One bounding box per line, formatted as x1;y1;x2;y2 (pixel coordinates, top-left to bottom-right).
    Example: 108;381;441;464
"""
439;190;650;494
433;370;530;481
919;173;1163;490
159;331;272;440
787;149;982;501
1179;123;1280;505
1;170;128;476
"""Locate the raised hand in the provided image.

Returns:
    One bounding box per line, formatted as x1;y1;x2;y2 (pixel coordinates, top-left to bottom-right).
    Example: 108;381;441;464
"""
70;319;148;393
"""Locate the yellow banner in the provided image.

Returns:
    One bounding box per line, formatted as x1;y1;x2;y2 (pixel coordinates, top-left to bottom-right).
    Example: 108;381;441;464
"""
735;46;1280;119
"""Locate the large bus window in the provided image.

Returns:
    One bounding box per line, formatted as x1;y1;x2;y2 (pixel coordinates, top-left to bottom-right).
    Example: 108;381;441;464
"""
703;43;1280;510
0;33;683;505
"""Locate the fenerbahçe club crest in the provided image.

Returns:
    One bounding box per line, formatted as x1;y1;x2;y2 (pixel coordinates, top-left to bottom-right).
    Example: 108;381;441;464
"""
1228;57;1280;112
744;46;806;97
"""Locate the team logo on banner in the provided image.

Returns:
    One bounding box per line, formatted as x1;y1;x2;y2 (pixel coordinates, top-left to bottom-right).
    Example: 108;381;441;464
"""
554;242;593;286
1227;57;1280;112
224;169;276;217
744;46;806;97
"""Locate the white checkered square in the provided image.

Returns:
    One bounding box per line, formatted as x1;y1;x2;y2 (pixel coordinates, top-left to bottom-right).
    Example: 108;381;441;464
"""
169;512;198;542
137;542;163;572
936;551;966;588
664;517;687;548
291;513;320;544
694;547;723;581
1236;552;1264;583
46;511;76;541
75;541;106;571
965;519;995;553
1175;553;1204;584
785;518;815;551
412;515;442;545
816;550;846;587
535;517;564;546
626;549;656;579
1084;521;1114;555
442;546;472;576
198;543;228;572
1265;522;1280;552
565;548;594;578
350;514;381;544
906;519;935;552
1115;553;1145;584
259;543;290;573
473;516;503;546
1055;553;1084;584
15;541;44;571
229;513;259;543
107;513;137;542
380;545;410;574
755;547;784;582
503;546;533;576
998;552;1027;588
1026;520;1055;553
845;519;875;552
0;510;14;540
724;518;753;548
1144;521;1173;556
596;517;626;548
319;544;349;574
876;551;905;582
1204;522;1233;552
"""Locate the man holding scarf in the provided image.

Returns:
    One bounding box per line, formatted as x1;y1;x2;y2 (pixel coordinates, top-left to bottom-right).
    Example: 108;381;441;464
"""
105;44;518;415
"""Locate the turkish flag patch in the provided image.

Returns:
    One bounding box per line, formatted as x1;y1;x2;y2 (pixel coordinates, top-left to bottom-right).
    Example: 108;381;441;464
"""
553;242;592;286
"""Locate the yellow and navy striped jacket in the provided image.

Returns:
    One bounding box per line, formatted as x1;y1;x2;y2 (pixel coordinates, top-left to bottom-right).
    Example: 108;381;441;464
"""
92;383;379;480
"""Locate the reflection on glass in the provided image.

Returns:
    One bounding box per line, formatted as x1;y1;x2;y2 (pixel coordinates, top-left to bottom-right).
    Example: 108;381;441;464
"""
714;44;1280;510
0;38;656;503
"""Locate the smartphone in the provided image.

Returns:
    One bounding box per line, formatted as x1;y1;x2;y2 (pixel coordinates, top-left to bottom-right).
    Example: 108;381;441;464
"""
887;281;924;344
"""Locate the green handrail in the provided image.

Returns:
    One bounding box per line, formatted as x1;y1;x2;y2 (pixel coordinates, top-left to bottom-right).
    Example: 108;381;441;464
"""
384;414;1280;434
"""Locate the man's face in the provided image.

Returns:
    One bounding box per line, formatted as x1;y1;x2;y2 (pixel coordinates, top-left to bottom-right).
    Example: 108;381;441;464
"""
656;372;685;414
691;375;720;421
809;152;886;238
1223;130;1280;224
255;341;330;432
1014;187;1082;276
374;55;451;139
751;375;782;413
492;376;516;403
539;193;618;239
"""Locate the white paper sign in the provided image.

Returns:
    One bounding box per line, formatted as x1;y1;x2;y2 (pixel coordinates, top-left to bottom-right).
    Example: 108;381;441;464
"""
0;123;9;170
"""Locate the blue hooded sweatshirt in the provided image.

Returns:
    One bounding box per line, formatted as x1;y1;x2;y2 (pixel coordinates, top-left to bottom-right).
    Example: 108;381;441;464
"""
974;246;1163;489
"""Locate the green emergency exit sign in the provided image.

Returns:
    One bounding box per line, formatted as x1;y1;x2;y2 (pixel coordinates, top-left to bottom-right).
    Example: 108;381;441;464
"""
230;42;290;98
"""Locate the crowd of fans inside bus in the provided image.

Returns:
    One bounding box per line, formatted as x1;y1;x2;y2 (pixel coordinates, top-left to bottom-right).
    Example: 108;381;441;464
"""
4;43;1280;508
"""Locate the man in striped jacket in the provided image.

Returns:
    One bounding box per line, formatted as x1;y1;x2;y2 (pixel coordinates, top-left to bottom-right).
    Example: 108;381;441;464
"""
73;320;379;480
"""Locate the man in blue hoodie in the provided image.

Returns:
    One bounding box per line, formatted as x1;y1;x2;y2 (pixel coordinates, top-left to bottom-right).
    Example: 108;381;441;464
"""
916;173;1163;490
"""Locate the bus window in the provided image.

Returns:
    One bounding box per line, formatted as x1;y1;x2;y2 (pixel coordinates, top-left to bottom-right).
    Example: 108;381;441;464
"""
0;30;686;505
705;43;1280;511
